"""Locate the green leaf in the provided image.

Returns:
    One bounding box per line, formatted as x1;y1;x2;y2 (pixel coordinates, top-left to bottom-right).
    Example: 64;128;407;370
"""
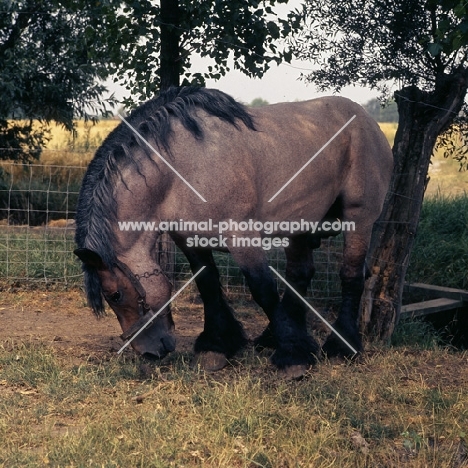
454;3;467;18
452;34;464;50
267;20;280;39
427;42;443;56
437;18;452;34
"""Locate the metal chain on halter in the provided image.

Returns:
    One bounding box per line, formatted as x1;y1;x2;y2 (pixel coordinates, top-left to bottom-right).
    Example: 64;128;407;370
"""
113;260;172;343
113;260;164;316
135;268;162;281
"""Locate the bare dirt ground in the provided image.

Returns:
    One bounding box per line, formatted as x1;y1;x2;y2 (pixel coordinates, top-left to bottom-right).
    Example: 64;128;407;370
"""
2;286;468;394
2;286;467;389
0;288;269;362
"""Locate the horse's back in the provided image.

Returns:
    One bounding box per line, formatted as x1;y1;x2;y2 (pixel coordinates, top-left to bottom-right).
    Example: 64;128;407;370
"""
155;93;393;224
251;96;389;157
242;96;393;220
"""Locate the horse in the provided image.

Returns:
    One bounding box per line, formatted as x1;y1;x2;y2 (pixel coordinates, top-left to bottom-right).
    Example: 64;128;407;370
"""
74;86;393;378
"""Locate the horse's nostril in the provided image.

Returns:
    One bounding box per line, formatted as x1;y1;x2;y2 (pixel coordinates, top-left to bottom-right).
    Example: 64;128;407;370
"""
141;352;162;361
161;336;176;353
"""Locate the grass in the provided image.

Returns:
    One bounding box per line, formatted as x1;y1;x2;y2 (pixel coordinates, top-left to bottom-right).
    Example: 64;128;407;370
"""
2;119;465;292
0;161;85;226
407;193;468;290
0;228;81;284
0;116;462;289
378;122;398;147
376;122;468;195
29;119;468;209
1;335;467;467
0;119;464;226
34;120;468;196
426;151;468;197
42;119;119;167
1;192;465;293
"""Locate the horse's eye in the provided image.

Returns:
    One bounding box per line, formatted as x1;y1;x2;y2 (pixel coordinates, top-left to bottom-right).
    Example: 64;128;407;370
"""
109;291;122;303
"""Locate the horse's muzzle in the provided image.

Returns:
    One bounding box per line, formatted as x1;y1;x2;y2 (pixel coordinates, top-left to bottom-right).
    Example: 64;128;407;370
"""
138;335;176;361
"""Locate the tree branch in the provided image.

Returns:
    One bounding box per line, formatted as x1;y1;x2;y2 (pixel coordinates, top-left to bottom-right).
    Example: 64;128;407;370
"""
0;0;40;57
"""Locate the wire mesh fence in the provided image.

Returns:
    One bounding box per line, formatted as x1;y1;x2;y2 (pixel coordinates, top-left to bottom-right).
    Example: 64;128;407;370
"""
171;236;343;305
0;163;85;285
0;163;344;306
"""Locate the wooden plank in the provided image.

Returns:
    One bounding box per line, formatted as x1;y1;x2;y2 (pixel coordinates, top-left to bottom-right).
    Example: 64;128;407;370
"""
405;283;468;302
401;297;465;318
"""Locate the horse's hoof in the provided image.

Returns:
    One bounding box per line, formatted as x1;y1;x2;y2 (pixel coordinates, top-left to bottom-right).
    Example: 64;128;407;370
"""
322;335;362;359
254;326;276;351
191;351;228;372
278;364;310;380
322;341;362;360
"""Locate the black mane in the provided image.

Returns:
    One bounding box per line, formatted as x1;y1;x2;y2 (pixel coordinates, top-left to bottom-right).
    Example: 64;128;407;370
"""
75;87;256;315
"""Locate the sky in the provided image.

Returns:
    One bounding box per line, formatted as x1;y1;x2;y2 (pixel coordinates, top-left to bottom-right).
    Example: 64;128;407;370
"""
107;0;380;106
108;58;379;107
202;60;378;105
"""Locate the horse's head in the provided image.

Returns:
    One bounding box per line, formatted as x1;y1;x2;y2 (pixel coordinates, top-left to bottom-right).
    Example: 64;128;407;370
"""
74;248;176;359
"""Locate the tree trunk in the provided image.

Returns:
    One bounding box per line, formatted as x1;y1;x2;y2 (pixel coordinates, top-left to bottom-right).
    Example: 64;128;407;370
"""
160;0;181;90
360;70;468;341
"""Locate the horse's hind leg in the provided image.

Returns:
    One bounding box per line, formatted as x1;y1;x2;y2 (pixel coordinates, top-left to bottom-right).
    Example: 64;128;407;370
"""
174;241;247;371
322;228;369;358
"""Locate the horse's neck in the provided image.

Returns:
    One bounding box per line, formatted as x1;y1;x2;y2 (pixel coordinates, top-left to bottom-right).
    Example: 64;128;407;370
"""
113;162;165;260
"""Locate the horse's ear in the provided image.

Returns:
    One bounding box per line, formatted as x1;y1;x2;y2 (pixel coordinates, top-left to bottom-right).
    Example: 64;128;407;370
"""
74;248;106;269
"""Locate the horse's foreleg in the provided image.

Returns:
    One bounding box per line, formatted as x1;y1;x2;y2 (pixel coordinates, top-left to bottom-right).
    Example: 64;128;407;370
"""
322;230;368;357
269;235;320;370
231;236;319;376
229;246;280;350
174;241;246;370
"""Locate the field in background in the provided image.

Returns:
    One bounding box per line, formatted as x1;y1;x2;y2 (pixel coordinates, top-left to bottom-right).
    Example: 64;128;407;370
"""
365;122;468;196
42;120;468;195
42;119;119;167
0;119;466;288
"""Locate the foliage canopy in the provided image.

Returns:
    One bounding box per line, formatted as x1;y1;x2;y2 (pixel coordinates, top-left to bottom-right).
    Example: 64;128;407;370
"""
0;0;116;162
291;0;468;168
1;0;298;161
96;0;298;106
292;0;468;92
